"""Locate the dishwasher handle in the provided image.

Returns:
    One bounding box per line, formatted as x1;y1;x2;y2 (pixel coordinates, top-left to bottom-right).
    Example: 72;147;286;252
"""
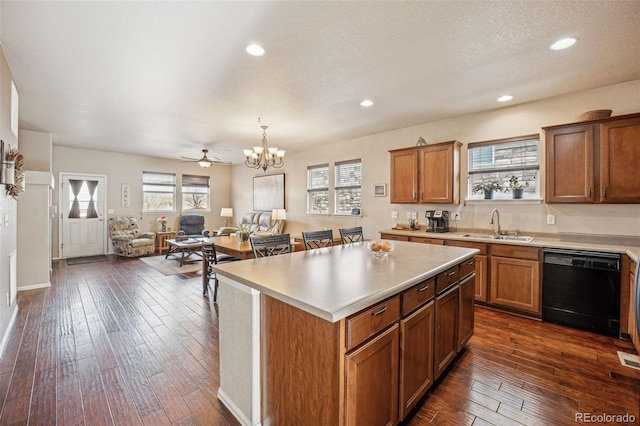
543;249;620;272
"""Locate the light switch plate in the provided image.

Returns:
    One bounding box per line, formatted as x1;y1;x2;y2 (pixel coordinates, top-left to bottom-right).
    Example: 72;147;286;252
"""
547;214;556;225
391;211;398;219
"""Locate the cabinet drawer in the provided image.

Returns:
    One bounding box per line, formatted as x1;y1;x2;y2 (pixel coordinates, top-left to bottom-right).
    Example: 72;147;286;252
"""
436;266;460;294
445;240;487;255
347;296;400;350
401;278;435;315
380;233;409;242
459;257;476;279
409;237;444;245
489;244;540;261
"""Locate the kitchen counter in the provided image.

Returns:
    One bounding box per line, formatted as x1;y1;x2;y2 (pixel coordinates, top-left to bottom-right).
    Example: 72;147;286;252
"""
379;228;640;261
214;240;477;322
213;241;478;425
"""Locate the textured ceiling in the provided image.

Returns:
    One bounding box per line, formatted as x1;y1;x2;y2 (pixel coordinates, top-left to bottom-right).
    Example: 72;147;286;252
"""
2;1;640;164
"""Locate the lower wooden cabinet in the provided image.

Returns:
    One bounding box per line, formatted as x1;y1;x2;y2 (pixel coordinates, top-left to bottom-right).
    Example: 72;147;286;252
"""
629;260;639;353
434;284;460;379
473;255;488;302
345;324;399;426
490;256;541;314
458;274;475;351
399;300;434;419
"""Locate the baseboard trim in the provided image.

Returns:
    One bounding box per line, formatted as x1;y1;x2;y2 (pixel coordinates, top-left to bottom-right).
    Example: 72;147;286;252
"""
18;282;51;291
217;388;259;426
0;306;19;359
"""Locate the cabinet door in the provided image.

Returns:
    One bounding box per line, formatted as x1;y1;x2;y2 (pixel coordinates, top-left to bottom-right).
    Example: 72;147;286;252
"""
545;124;595;203
458;274;475;351
474;255;488;302
600;117;640;203
345;324;399;426
419;142;459;204
390;148;418;203
490;256;541;314
434;285;459;380
399;300;434;420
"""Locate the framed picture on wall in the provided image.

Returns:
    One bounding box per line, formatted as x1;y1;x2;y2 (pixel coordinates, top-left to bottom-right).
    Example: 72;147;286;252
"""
253;173;285;211
374;183;387;197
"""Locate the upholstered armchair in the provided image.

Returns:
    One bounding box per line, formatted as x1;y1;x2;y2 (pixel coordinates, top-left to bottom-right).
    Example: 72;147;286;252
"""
108;216;156;257
178;214;210;238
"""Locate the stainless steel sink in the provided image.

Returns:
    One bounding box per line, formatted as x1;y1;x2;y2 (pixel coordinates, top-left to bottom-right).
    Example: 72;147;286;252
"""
461;233;534;242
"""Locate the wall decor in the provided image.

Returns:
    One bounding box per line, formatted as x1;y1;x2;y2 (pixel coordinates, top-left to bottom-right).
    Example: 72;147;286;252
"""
374;183;387;197
253;173;285;211
121;184;130;207
4;146;24;199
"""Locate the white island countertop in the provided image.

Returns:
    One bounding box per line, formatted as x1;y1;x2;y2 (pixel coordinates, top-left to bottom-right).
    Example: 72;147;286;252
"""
213;241;478;322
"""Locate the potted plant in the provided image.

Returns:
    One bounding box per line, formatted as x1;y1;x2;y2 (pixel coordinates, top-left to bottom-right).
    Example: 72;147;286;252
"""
508;176;528;199
234;222;251;242
472;181;504;199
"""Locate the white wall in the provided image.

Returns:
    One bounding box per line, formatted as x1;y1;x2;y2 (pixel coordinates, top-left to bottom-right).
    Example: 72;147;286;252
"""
231;79;640;240
52;146;233;259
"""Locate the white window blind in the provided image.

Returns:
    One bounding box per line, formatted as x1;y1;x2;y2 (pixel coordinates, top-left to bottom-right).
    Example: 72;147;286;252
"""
468;135;540;199
335;159;361;215
143;172;176;212
182;174;210;211
307;164;329;214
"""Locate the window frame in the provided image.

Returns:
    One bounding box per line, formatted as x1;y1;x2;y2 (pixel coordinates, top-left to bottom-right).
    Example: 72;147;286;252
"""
181;174;211;212
142;171;177;213
307;164;330;215
334;159;362;216
467;134;540;201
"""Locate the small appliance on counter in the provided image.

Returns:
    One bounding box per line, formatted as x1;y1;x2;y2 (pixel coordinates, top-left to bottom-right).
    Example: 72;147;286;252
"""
425;210;449;233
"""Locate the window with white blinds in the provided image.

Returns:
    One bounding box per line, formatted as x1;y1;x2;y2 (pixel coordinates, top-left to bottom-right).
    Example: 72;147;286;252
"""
143;172;176;212
335;159;361;215
182;174;210;211
468;135;540;200
307;164;329;214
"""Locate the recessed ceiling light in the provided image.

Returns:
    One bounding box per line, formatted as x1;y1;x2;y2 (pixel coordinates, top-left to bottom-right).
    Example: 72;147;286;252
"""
246;44;265;56
360;99;374;107
549;37;577;51
497;95;513;102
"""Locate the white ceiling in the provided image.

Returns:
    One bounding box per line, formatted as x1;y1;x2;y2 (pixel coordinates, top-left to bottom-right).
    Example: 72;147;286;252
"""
2;1;640;165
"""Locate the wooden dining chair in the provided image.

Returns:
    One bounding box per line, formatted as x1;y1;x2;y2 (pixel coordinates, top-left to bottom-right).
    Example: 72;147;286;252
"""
302;229;334;250
202;242;239;301
339;226;364;244
250;234;292;258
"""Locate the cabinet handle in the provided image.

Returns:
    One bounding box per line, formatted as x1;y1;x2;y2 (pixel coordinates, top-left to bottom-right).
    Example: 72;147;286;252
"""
466;260;474;266
421;192;424;201
413;192;417;200
588;187;592;197
417;285;429;293
371;306;387;317
447;271;456;276
603;187;607;197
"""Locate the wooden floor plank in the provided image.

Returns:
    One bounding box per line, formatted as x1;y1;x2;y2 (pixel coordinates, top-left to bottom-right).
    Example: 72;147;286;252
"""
1;256;638;425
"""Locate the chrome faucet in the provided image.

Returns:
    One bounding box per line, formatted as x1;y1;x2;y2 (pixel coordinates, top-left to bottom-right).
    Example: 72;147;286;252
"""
489;208;502;237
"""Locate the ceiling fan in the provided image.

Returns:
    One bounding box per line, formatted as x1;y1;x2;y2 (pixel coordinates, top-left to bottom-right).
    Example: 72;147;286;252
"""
180;149;230;168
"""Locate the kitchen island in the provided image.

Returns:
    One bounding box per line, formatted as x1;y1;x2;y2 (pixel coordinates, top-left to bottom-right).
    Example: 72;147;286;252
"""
213;240;478;426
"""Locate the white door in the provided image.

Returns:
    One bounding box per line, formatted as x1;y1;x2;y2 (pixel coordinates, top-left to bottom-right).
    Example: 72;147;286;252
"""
60;173;106;258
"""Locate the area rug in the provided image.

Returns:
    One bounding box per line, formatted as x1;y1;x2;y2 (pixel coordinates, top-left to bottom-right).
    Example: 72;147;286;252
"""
66;255;110;265
139;255;202;276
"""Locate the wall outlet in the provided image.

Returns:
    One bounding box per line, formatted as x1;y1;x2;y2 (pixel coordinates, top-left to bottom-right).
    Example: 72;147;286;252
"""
391;211;398;219
406;211;412;220
547;214;556;225
451;212;461;221
411;212;417;220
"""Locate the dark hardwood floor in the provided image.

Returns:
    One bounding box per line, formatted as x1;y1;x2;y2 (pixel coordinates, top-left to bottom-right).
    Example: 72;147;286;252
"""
0;256;638;425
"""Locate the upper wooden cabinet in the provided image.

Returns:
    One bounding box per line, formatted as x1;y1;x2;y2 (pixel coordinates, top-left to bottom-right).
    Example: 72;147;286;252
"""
544;113;640;203
389;141;461;204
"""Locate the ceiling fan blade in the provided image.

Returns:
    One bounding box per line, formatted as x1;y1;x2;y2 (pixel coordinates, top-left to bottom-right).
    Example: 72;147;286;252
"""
180;156;199;161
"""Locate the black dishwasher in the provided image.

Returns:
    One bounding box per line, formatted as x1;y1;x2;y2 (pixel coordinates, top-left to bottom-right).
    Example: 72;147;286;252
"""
542;248;620;337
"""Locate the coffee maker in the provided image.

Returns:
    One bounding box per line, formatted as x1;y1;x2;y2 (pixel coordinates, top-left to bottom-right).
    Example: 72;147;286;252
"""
425;210;449;233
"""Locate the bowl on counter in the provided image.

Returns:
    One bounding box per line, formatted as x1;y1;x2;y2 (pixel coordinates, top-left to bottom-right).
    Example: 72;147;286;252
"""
367;241;394;258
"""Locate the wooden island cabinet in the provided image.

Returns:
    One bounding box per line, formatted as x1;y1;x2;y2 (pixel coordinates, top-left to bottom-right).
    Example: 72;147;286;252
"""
214;242;477;425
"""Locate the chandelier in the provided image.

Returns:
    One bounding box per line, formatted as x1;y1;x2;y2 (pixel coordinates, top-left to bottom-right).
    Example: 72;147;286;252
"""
243;125;285;172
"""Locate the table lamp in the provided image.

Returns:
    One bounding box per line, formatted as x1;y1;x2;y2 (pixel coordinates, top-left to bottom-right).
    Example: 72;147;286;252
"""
221;208;233;227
